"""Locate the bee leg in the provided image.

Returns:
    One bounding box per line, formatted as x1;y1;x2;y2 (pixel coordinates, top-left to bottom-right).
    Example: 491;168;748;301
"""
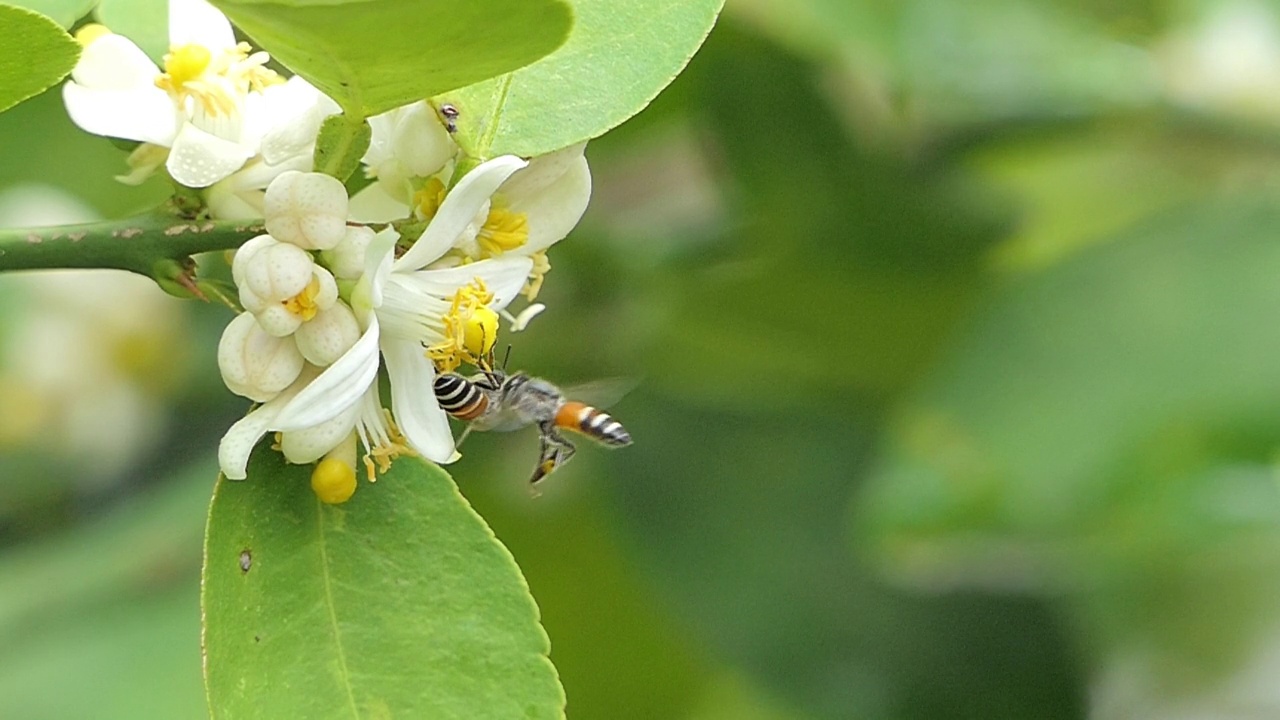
456;423;475;448
530;424;577;486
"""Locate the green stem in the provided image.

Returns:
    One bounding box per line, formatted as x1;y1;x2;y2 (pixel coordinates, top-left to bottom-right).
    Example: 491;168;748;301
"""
0;213;264;276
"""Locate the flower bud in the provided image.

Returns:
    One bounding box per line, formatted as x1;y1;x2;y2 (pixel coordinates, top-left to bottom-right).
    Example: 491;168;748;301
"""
264;170;349;250
280;402;359;464
217;311;304;401
321;225;375;280
239;239;314;306
294;301;361;367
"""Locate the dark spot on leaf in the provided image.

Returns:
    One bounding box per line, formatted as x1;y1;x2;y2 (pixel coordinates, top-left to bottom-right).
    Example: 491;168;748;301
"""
254;635;261;643
239;549;252;573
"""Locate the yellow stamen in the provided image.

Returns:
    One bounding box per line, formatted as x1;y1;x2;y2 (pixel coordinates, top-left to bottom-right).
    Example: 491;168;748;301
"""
413;178;447;221
281;276;322;321
477;206;529;257
362;409;413;483
311;457;357;504
155;42;279;117
523;251;551;301
74;24;112;47
426;279;499;372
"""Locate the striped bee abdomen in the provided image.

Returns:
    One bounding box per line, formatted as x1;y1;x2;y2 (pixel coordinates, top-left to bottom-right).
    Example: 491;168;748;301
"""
434;373;488;420
555;401;633;447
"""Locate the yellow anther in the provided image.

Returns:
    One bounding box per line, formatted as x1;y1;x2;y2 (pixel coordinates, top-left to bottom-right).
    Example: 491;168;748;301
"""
281;276;322;321
427;279;498;372
414;178;448;221
477;206;529;257
523;251;550;301
162;44;212;88
362;409;413;482
311;457;357;504
74;24;112;47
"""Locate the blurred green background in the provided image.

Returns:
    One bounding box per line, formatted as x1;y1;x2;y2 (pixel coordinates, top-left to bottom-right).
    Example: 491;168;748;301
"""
7;0;1280;717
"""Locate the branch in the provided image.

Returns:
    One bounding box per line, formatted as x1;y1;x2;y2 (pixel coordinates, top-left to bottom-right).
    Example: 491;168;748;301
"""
0;213;265;276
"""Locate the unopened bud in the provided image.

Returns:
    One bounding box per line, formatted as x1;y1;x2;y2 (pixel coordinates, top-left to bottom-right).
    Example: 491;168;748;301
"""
264;171;349;250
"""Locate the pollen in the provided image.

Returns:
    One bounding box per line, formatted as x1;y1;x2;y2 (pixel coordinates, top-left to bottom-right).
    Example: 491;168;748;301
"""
155;41;278;116
74;24;112;47
282;276;322;321
414;178;448;221
311;457;357;504
427;279;499;372
477;206;529;257
161;44;212;89
362;409;413;483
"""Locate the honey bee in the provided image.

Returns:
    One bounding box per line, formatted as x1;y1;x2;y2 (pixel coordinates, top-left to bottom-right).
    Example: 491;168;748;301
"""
433;368;633;485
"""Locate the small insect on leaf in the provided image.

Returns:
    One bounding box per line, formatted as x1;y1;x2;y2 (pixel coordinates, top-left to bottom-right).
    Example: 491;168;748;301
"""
239;550;252;574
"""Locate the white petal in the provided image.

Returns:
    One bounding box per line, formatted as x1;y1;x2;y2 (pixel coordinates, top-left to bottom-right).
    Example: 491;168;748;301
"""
62;82;178;146
169;0;235;50
382;339;455;462
230;234;276;287
295;301;360;367
280;402;360;464
513;154;591;252
272;316;381;431
71;34;159;89
500;142;585;199
349;183;412;223
395;154;528;271
257;77;341;165
363;228;399;310
412;257;534;310
218;402;279;480
167;122;254;187
391;101;456;177
254;304;303;338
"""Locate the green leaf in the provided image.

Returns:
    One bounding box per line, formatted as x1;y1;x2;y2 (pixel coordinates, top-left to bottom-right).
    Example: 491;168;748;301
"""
202;449;564;719
0;4;80;114
209;0;573;120
313;114;371;182
96;0;167;62
5;0;96;28
439;0;725;158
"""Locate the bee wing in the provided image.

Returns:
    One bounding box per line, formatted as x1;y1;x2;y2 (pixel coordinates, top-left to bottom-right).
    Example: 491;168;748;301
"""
562;377;640;409
477;404;533;433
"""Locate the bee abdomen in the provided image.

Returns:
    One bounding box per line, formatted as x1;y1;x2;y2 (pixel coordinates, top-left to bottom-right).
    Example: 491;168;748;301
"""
555;401;632;447
434;373;488;420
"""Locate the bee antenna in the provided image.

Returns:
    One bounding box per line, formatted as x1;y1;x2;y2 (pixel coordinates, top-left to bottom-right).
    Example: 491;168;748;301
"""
501;344;513;371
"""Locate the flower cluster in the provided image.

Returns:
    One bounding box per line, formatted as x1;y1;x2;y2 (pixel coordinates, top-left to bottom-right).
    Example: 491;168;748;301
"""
61;0;593;500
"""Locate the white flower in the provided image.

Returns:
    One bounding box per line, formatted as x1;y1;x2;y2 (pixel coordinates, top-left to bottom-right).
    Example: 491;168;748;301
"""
231;234;339;337
62;0;336;188
216;156;535;479
361;101;458;205
352;141;591;300
1161;1;1280;120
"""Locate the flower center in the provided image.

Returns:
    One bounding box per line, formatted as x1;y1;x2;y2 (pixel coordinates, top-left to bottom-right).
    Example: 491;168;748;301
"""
477;206;529;257
413;178;448;220
282;276;322;321
427;279;500;372
155;42;278;117
162;44;212;88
